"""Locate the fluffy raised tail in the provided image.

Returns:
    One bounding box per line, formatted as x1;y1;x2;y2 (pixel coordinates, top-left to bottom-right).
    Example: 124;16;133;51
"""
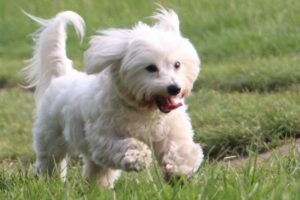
24;11;85;101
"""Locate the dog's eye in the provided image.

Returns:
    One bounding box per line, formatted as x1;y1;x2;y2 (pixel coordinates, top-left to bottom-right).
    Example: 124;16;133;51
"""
174;61;181;69
146;64;158;72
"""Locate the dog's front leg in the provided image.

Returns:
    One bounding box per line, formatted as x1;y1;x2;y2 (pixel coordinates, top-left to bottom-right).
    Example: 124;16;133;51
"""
89;136;152;172
153;112;204;181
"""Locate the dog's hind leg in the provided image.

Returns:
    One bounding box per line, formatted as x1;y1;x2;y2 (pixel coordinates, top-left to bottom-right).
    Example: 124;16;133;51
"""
35;148;67;177
98;168;121;189
33;121;68;177
82;155;101;179
60;156;68;182
82;155;121;188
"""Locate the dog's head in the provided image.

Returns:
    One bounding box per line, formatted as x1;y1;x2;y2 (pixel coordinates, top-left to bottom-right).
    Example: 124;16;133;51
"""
85;8;200;113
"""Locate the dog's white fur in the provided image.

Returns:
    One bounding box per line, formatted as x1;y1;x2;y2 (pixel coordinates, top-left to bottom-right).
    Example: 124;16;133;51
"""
24;8;203;188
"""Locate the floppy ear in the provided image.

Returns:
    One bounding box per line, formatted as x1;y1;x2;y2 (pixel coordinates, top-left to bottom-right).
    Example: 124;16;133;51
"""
84;29;131;74
152;7;180;35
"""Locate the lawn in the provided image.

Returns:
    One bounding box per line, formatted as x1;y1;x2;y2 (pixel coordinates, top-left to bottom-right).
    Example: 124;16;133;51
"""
1;0;300;199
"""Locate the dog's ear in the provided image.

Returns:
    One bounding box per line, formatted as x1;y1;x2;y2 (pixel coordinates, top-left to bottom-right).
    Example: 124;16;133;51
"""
85;29;131;74
152;7;180;35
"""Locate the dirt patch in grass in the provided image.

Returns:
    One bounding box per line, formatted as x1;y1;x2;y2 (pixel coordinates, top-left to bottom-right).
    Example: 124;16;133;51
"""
223;138;300;167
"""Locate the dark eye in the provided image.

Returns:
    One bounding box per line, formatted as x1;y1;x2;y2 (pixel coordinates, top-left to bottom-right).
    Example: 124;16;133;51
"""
174;61;181;69
145;64;158;72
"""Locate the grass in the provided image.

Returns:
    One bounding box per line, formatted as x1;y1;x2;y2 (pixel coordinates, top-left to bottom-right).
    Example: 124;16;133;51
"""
1;150;300;199
0;58;25;88
189;90;300;158
0;88;34;160
1;0;300;199
195;54;300;92
1;0;300;61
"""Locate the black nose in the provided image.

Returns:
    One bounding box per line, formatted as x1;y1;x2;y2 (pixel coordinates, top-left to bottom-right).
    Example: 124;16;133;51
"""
167;84;181;95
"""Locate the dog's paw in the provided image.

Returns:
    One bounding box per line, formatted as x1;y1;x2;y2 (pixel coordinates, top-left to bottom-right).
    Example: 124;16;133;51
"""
162;143;203;179
121;140;152;172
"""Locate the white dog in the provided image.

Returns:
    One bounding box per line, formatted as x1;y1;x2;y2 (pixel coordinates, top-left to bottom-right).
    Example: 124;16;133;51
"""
24;8;203;188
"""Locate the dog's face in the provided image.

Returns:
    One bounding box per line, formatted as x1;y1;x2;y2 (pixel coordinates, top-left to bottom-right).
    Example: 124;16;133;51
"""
85;9;200;113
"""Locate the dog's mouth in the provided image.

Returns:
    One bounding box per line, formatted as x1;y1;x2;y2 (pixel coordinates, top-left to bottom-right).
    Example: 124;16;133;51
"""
155;96;183;113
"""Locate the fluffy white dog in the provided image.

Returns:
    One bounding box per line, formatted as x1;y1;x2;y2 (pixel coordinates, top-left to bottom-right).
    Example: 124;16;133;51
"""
24;8;203;188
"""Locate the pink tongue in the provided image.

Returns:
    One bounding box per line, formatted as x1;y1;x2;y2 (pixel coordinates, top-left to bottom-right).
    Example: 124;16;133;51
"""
165;102;183;110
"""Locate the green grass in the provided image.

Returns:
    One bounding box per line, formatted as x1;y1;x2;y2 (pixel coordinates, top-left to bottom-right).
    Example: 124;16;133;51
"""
1;149;300;199
0;88;34;160
189;90;300;159
195;54;300;92
1;0;300;61
1;0;300;199
0;58;25;88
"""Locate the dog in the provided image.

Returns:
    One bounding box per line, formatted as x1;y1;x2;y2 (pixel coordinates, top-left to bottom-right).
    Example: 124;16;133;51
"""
24;8;203;188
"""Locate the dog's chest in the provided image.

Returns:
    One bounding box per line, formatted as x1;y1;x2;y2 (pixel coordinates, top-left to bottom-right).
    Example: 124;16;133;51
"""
117;112;161;140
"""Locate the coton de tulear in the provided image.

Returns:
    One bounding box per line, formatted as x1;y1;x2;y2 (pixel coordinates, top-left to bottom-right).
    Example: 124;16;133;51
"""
24;8;203;188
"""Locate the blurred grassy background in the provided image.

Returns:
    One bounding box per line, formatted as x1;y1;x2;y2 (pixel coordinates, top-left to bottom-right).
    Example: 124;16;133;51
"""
1;0;300;60
0;0;300;161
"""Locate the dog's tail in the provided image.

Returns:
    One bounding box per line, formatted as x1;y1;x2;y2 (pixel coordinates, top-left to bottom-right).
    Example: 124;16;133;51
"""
23;11;85;101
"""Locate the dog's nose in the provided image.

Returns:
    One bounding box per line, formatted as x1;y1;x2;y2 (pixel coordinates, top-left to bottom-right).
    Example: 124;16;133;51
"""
167;84;181;95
